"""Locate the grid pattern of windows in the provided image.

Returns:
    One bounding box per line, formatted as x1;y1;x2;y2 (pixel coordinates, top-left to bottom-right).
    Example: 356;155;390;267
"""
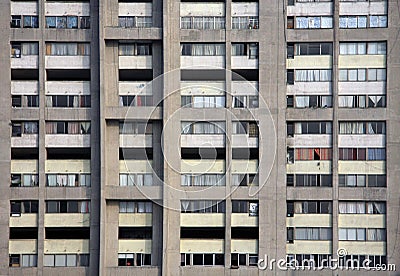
45;122;91;134
11;15;39;28
119;174;153;186
287;201;332;215
339;228;386;241
339;148;385;160
118;16;152;28
181;121;225;134
181;253;224;266
232;16;259;29
119;95;153;107
181;200;226;213
46;201;90;213
180;17;225;29
339;15;387;28
11;174;39;187
231;253;258;267
287;16;333;29
287;95;333;108
339;42;386;55
118;253;151;266
288;227;332;241
181;96;226;108
286;174;332;187
338;95;386;108
44;254;89;267
46;95;91;108
338;201;386;214
45;16;90;29
339;69;386;82
181;174;225;186
119;201;152;213
11;122;38;137
46;174;91;187
9;254;37;267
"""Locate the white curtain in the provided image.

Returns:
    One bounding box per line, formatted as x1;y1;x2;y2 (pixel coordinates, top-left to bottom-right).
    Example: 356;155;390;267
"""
68;175;76;186
120;174;127;186
57;175;67;186
339;203;347;214
347;202;357;214
144;174;152;186
338;96;354;108
295;96;309;108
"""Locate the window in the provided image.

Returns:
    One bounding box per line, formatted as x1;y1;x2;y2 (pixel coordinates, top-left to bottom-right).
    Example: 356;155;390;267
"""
46;43;90;56
119;43;152;56
181;253;224;266
46;95;91;108
11;122;38;137
232;121;259;137
339;148;385;160
46;174;91;187
291;227;332;240
339;69;385;81
292;95;332;108
45;122;91;134
339;122;385;134
288;174;332;187
9;254;37;267
232;95;259;108
295;69;332;82
119;201;152;213
232;43;258;59
11;42;39;57
11;16;22;28
339;95;386;108
369;15;387;28
339;42;386;55
118;16;152;28
186;95;225;108
232;174;259;186
180;17;225;29
46;201;90;213
232;201;259;216
339;228;385;241
292;43;333;56
288;201;332;215
46;16;90;29
231;253;258;267
338;201;386;214
119;95;153;107
120;173;153;186
181;174;225;186
367;174;386;187
118;253;151;266
294;16;333;29
291;122;332;134
339;16;367;28
44;254;89;267
181;44;225;56
119;122;152;134
286;254;332;269
338;255;387;269
11;174;39;187
180;200;225;213
294;148;332;161
232;16;259;29
10;201;38;215
181;122;225;134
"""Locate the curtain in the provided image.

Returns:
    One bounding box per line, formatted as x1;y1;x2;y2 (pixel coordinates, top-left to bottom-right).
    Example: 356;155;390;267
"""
181;17;192;29
67;122;79;134
80;201;90;213
136;174;143;186
356;202;365;213
376;229;385;241
347;202;357;214
357;228;366;241
295;228;307;240
181;201;190;212
81;122;91;134
144;174;152;186
127;174;135;186
296;17;308;29
68;175;76;186
120;174;127;186
232;44;245;56
321;17;332;28
47;175;57;186
295;96;309;108
339;203;346;214
368;229;377;241
338;96;354;108
294;202;303;213
22;43;38;55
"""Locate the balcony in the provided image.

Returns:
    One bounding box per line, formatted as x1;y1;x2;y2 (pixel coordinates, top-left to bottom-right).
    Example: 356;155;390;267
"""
338;241;385;255
45;56;90;69
180;3;225;17
9;239;37;254
119;56;152;69
11;81;39;95
338;214;385;228
287;1;333;16
231;135;258;148
45;2;90;17
120;134;152;148
338;55;386;69
338;161;385;174
286;214;332;228
338;81;385;95
11;2;37;16
120;160;153;174
180;239;224;254
231;81;258;96
180;213;225;227
11;134;38;148
287;82;331;95
287;160;332;174
119;3;152;17
11;160;38;174
11;56;38;69
286;240;332;254
44;239;89;254
45;134;90;148
181;135;225;148
232;160;258;174
231;239;258;254
287;134;332;148
181;160;225;174
338;135;385;148
287;56;332;69
118;239;152;253
232;2;258;17
10;214;38;227
44;214;90;227
181;56;225;69
45;81;90;95
231;214;258;227
119;213;152;227
119;81;152;96
45;160;90;174
231;56;258;69
339;1;386;16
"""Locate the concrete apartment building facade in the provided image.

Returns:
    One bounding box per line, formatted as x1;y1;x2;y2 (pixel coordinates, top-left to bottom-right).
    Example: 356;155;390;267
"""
1;0;400;275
